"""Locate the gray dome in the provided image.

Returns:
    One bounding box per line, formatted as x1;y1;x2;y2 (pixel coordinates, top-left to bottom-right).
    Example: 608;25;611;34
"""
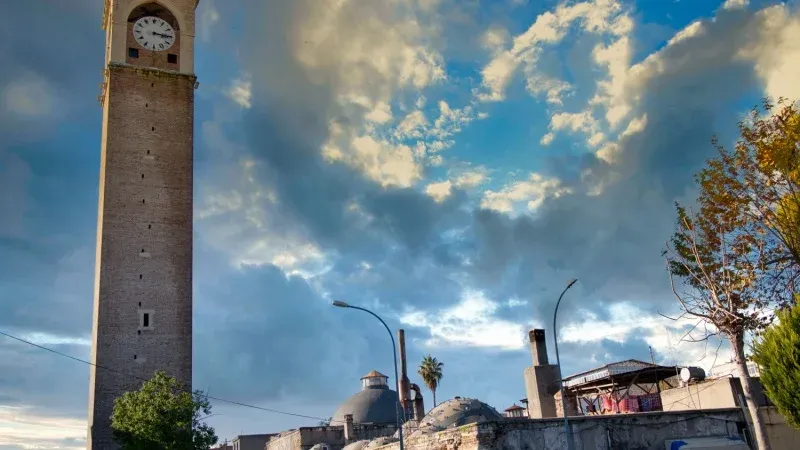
332;386;399;425
414;397;503;435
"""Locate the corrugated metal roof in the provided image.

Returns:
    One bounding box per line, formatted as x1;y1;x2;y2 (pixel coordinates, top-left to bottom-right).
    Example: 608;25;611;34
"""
563;359;657;388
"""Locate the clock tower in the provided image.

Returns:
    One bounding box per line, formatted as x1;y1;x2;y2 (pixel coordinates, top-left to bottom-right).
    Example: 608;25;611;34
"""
89;1;198;448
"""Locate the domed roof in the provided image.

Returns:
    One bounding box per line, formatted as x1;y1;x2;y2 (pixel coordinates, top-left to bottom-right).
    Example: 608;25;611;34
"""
413;397;503;435
331;385;399;424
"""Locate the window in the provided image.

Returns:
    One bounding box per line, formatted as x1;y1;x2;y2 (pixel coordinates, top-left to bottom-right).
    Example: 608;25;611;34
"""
139;310;154;330
129;48;139;58
167;53;178;64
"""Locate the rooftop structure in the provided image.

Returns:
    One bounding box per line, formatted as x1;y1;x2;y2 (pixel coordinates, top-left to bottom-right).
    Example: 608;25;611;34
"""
560;359;683;416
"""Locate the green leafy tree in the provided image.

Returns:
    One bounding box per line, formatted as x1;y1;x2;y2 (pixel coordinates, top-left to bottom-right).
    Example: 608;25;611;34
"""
417;355;443;407
111;371;218;450
752;298;800;431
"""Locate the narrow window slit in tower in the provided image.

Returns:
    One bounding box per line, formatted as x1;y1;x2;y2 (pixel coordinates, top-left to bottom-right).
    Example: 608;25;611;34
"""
139;274;143;280
134;355;137;360
142;199;146;204
145;103;148;108
151;83;154;87
147;150;150;154
148;224;152;229
139;302;142;307
141;174;144;179
137;330;141;335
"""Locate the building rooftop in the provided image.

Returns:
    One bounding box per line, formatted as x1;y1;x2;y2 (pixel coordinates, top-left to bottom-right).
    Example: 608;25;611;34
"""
504;404;525;412
563;359;679;392
361;370;388;379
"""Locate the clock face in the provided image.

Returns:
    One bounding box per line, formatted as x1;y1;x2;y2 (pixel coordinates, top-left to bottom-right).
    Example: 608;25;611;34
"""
133;16;175;52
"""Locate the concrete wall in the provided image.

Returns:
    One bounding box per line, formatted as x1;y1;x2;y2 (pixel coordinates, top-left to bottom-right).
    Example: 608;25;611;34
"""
760;406;800;449
233;434;277;450
375;409;745;450
661;377;770;412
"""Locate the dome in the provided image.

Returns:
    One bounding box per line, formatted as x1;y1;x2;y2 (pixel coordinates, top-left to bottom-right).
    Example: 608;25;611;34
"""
332;370;399;425
412;397;504;435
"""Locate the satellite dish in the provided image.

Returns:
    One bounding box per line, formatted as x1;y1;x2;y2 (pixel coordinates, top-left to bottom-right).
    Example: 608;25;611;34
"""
680;366;706;383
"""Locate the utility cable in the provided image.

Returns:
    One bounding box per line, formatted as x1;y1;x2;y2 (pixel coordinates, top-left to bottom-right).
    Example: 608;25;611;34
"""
0;330;342;424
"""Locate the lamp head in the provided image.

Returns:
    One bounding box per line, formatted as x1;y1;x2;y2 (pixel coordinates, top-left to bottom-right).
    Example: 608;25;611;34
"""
332;300;350;308
566;278;578;288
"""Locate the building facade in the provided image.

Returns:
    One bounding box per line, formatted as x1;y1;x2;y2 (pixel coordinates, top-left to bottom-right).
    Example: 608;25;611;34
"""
88;1;198;448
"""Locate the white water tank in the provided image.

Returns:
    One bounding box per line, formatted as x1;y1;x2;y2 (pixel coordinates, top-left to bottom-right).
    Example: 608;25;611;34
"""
665;437;750;449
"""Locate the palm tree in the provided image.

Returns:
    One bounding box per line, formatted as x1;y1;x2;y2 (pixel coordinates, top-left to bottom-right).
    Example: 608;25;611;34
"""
417;355;444;407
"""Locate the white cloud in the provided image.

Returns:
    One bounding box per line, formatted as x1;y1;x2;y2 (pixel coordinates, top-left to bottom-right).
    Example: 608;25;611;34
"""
1;76;56;118
395;110;428;139
481;173;571;214
722;0;749;11
481;25;509;54
423;167;489;202
425;180;452;203
525;74;573;106
478;0;631;102
198;0;220;42
560;303;731;373
226;75;253;109
0;406;85;450
196;160;328;276
349;135;421;188
543;111;605;147
737;5;800;101
365;101;393;124
454;169;488;188
401;290;526;350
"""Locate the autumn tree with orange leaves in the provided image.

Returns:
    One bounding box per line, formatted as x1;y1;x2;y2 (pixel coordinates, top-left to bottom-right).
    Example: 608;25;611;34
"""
663;98;800;450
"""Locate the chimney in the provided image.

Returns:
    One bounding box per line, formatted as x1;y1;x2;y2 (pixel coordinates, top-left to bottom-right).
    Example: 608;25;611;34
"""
411;384;425;422
398;330;411;410
344;414;354;443
529;329;548;366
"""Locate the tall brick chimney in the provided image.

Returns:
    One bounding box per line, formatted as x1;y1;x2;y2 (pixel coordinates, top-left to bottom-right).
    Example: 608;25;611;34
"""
529;329;549;366
398;329;411;419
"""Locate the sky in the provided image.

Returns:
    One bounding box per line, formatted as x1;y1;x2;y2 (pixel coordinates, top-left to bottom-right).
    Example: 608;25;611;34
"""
1;0;799;448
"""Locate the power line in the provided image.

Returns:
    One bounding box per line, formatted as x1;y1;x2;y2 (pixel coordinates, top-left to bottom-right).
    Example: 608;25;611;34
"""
0;330;340;424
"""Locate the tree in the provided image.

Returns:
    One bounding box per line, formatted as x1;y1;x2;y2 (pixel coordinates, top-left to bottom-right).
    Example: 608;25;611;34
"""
111;371;218;450
664;200;774;449
752;298;800;431
701;98;800;296
417;355;443;407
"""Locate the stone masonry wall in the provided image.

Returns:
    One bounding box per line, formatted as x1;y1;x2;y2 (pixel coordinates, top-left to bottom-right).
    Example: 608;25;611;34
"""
374;408;745;450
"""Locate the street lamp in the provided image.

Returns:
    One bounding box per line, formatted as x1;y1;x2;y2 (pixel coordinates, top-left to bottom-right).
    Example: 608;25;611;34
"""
332;300;405;450
553;278;578;450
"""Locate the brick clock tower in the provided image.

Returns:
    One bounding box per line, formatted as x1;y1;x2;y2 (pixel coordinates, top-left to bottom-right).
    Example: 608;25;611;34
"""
89;1;198;448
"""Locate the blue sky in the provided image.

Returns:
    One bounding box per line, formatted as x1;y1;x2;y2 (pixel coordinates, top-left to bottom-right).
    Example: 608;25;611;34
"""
1;0;799;447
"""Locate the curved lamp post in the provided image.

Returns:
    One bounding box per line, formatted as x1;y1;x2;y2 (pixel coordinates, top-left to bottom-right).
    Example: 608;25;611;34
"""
332;300;405;450
554;278;578;450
